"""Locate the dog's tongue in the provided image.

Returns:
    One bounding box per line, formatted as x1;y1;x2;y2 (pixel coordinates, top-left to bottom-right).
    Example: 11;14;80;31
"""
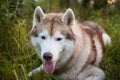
43;62;55;74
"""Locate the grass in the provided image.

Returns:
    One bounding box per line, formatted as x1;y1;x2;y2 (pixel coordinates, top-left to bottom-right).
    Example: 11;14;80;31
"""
0;1;120;80
99;16;120;80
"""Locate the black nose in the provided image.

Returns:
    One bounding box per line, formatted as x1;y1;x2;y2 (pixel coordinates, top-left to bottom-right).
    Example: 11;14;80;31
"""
43;52;53;61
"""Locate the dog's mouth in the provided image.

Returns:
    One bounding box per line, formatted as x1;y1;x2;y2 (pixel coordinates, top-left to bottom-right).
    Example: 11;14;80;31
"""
43;61;55;74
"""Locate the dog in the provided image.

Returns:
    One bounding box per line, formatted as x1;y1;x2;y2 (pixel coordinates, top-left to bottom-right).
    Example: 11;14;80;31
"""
28;6;111;80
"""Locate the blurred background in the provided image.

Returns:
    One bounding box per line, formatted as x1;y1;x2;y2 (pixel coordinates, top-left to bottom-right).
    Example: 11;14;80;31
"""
0;0;120;80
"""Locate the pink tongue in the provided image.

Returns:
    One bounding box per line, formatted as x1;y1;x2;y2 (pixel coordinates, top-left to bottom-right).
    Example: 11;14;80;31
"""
43;62;55;74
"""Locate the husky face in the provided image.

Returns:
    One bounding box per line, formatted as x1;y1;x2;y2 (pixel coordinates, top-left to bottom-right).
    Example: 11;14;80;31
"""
30;6;75;74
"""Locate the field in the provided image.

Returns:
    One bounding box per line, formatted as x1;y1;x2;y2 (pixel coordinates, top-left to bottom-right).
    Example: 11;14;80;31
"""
0;0;120;80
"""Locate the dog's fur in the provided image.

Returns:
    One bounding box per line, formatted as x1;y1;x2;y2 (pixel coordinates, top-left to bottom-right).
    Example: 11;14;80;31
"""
28;6;111;80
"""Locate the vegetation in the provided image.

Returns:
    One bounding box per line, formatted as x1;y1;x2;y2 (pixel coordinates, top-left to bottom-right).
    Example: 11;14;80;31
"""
0;0;120;80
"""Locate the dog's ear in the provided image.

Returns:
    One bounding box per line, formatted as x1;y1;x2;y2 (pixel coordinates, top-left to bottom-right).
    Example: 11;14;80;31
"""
33;6;45;27
61;8;75;25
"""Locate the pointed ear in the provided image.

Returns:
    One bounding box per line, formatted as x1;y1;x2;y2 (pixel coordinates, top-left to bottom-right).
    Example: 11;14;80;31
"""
33;6;45;27
61;8;75;25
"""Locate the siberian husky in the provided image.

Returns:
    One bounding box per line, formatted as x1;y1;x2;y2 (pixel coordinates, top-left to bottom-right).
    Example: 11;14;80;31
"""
28;6;111;80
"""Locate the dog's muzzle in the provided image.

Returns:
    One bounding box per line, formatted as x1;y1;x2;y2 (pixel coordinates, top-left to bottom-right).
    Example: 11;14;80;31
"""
43;52;53;61
43;52;55;75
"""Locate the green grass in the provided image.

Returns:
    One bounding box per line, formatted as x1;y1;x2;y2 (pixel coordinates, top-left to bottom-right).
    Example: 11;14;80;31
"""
0;13;120;80
0;1;120;80
100;16;120;80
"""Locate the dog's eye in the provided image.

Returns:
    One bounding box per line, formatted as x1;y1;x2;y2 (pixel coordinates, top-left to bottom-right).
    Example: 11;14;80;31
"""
41;36;46;40
56;37;63;41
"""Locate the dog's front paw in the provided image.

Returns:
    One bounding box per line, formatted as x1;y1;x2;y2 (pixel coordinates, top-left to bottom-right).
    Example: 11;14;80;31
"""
27;65;43;77
27;72;33;77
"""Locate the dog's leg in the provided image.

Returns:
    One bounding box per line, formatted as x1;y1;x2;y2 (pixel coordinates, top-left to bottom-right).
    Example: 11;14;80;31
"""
77;65;105;80
28;64;43;77
84;65;105;80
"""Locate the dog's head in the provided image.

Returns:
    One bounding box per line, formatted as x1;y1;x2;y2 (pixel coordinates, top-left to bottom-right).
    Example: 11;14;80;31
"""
30;6;76;74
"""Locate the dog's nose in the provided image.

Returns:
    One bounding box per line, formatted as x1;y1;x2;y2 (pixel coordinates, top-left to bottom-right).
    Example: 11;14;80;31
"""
43;52;53;61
